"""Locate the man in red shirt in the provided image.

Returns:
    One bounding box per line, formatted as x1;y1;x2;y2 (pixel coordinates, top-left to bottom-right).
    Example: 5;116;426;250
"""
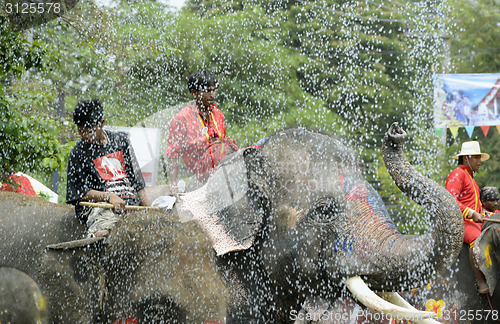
166;71;238;193
445;141;489;294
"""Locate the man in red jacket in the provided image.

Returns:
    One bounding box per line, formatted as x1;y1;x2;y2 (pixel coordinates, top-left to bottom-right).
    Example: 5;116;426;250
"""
445;141;489;294
166;71;238;194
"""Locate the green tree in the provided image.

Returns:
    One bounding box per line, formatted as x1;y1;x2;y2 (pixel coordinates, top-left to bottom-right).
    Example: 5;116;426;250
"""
161;2;340;145
33;1;181;125
448;0;500;73
442;0;500;190
0;16;72;184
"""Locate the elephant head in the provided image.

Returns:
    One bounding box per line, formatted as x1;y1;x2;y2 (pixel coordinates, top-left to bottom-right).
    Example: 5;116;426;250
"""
0;267;47;324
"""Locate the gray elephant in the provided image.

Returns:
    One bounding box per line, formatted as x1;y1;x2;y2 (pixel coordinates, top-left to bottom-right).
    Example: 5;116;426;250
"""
0;267;47;324
407;213;500;324
0;123;463;323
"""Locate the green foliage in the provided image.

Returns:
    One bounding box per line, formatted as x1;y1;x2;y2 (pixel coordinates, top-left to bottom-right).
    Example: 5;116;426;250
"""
0;16;45;77
35;1;180;125
0;88;73;180
0;17;71;184
163;5;303;130
448;0;500;73
184;0;447;157
442;0;500;190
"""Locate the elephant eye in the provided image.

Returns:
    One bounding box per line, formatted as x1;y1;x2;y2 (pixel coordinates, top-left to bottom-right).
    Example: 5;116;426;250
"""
306;196;346;223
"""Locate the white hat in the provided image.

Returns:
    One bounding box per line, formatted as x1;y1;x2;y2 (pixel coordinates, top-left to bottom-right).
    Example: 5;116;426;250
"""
453;141;490;161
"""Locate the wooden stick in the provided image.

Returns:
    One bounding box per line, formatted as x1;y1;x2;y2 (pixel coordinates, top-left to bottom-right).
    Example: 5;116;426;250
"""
484;218;500;224
46;237;104;250
79;202;160;211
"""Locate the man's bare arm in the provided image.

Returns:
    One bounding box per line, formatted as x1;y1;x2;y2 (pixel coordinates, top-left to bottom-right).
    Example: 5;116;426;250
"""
137;188;151;206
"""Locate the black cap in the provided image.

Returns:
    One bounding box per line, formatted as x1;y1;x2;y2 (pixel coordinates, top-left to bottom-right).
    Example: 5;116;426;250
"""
480;186;499;202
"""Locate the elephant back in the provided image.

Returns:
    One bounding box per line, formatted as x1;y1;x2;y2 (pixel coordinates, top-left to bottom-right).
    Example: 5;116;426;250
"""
0;192;83;279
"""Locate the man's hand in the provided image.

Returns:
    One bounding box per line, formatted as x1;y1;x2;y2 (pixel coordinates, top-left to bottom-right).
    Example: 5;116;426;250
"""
470;210;485;223
137;188;151;207
108;193;126;213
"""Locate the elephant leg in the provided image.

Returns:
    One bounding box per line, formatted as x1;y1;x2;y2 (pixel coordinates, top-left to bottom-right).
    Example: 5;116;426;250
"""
469;247;489;294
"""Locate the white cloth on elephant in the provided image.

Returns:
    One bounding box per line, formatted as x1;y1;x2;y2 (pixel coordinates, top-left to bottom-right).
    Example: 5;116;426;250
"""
84;207;120;237
152;196;177;209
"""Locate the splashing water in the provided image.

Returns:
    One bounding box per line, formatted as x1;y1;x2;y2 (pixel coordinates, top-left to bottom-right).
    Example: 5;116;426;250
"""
0;0;467;323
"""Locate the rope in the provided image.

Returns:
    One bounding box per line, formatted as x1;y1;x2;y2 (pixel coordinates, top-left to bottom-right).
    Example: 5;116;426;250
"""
486;294;500;322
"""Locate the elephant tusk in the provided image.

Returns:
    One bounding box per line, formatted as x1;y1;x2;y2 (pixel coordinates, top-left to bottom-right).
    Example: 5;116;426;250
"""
346;276;438;321
377;292;441;324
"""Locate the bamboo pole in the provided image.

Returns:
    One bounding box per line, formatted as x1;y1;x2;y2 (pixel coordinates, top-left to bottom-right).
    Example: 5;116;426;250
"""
79;202;160;211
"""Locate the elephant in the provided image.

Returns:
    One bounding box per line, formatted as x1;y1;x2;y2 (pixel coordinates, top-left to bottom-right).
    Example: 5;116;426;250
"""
0;123;464;323
0;267;47;324
406;213;500;324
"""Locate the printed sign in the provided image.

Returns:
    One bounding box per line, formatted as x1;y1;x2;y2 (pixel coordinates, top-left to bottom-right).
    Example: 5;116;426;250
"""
434;73;500;128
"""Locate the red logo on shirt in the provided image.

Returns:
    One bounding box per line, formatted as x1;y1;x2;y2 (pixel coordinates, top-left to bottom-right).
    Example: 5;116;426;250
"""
94;151;126;181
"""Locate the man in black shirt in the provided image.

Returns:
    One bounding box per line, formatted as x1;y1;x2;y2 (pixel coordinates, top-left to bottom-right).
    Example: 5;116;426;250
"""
66;99;151;237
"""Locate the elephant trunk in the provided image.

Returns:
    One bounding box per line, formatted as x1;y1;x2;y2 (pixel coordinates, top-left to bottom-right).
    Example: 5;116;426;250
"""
379;122;463;289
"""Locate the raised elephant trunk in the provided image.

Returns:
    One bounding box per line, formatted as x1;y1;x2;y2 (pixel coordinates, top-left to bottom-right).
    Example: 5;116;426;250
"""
379;122;463;289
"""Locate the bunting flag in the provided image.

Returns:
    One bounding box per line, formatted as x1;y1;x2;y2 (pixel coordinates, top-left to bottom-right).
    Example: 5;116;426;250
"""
435;128;443;138
465;126;474;138
481;126;490;137
449;126;459;139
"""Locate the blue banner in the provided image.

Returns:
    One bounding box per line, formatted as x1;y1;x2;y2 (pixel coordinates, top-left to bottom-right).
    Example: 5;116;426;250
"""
434;73;500;128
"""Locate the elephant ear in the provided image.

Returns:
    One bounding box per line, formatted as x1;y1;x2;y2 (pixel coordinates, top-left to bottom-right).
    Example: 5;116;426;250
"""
474;212;500;295
176;148;269;256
